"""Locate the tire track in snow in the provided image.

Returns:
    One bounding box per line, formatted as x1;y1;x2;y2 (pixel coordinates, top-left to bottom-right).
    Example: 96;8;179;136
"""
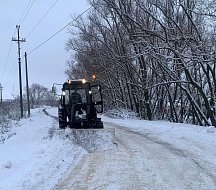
53;122;216;190
119;125;216;187
115;124;216;188
43;108;58;120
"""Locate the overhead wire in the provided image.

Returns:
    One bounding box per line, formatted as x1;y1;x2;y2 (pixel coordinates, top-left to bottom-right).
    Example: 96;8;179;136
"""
0;41;13;82
7;62;18;87
0;0;35;85
28;6;92;55
0;25;18;82
18;0;37;25
17;0;33;25
1;58;18;97
2;2;91;97
26;0;59;37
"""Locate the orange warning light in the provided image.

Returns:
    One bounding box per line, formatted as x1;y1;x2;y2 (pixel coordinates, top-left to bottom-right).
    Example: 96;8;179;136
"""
92;74;97;79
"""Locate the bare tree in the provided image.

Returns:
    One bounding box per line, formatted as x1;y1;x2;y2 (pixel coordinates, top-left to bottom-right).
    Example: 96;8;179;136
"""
29;83;48;108
65;0;216;126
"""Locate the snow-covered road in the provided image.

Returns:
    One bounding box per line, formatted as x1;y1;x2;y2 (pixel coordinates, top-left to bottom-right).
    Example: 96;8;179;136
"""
54;121;216;190
1;107;216;190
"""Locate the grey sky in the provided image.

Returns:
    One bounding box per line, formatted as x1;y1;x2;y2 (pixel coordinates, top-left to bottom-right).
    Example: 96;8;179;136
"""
0;0;89;99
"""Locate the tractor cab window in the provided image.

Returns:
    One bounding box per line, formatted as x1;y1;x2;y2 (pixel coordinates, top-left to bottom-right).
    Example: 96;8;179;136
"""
64;90;70;105
91;85;103;113
91;86;102;102
70;88;87;104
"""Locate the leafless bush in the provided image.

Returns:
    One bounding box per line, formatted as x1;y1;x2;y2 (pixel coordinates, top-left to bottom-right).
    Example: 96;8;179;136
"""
0;100;20;140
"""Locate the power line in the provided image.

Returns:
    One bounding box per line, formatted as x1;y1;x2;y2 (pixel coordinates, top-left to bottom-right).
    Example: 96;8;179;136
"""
0;26;18;82
17;0;33;25
3;64;18;98
26;0;59;37
7;63;18;87
0;41;13;81
0;0;35;82
28;6;92;55
18;0;36;25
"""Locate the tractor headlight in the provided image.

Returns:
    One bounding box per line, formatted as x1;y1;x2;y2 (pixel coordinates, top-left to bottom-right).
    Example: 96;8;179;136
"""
81;78;87;84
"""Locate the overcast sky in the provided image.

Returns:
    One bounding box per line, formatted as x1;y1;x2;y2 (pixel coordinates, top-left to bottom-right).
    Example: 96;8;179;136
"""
0;0;89;99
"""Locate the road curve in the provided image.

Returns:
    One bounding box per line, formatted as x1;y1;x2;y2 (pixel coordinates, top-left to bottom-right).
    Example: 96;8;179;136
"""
53;122;216;190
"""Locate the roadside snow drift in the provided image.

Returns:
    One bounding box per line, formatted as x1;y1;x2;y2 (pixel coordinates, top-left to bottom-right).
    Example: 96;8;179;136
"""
0;108;112;190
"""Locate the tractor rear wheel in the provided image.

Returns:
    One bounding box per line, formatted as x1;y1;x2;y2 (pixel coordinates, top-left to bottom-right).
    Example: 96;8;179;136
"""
59;121;67;129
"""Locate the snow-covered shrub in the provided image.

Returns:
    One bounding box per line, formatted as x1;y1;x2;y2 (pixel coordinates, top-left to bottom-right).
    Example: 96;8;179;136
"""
0;115;10;134
0;101;20;142
0;107;11;143
5;100;20;120
104;108;139;119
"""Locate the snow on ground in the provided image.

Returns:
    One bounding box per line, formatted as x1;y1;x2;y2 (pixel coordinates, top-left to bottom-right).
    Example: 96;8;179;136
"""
0;107;216;190
0;107;115;190
54;114;216;190
0;107;86;190
102;115;216;176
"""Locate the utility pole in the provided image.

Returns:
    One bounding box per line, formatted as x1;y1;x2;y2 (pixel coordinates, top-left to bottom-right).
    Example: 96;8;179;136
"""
24;52;30;117
12;25;26;118
0;83;3;103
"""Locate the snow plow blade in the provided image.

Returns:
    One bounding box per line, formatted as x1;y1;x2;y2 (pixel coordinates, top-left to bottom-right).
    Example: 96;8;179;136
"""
65;128;116;152
68;118;103;129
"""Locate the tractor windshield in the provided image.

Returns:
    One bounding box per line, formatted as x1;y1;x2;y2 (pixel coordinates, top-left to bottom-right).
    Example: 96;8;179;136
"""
63;88;87;105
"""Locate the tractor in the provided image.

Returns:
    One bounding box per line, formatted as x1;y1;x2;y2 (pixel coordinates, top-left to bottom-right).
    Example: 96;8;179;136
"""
53;77;103;129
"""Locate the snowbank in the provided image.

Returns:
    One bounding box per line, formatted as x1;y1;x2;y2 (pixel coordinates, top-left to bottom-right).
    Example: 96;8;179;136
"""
0;108;85;190
0;107;116;190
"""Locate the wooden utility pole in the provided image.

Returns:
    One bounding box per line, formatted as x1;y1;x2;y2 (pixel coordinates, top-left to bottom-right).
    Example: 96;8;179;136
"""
0;83;3;103
24;52;30;117
12;25;26;118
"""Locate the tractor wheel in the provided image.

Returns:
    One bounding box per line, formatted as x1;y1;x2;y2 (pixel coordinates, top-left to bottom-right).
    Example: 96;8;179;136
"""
59;121;67;129
96;119;103;128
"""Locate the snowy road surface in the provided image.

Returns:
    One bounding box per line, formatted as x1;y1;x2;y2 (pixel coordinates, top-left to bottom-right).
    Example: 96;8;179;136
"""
0;107;216;190
54;122;216;190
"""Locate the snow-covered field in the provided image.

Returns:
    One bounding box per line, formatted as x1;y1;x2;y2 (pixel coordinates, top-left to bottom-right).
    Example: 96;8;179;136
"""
0;107;216;190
